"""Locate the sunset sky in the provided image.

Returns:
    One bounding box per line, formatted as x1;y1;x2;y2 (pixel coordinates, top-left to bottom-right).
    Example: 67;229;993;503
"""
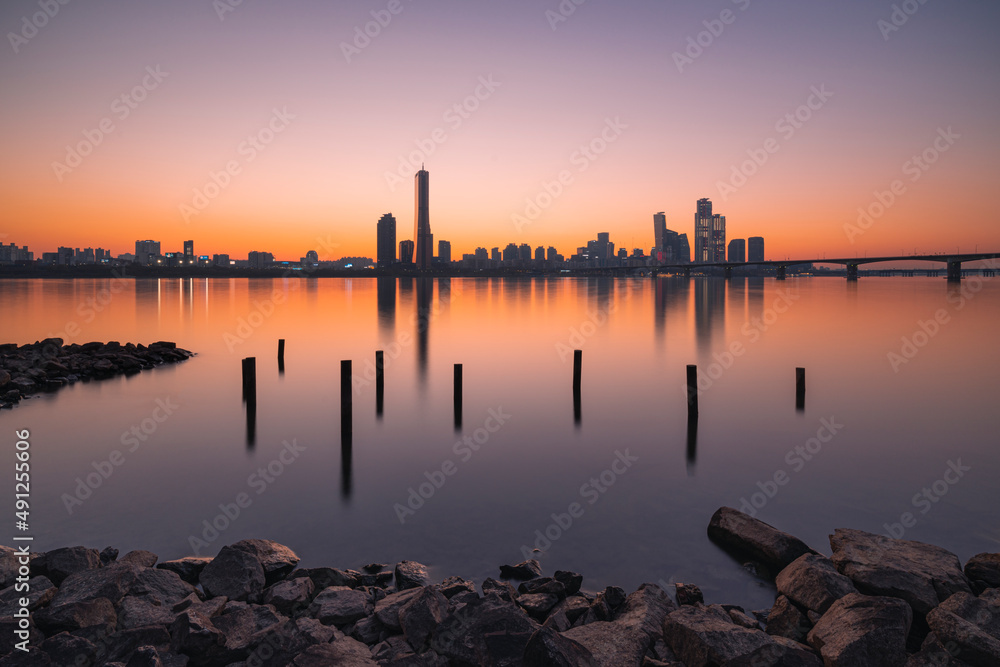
1;0;998;261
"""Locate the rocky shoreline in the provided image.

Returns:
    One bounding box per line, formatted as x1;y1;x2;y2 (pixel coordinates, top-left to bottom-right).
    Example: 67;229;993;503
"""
0;339;193;409
2;508;997;666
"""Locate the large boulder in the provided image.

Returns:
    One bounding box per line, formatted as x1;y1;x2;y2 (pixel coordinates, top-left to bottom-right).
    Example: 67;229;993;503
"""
398;586;449;652
707;507;818;575
662;604;783;667
926;589;1000;667
765;595;810;642
499;559;542;581
829;529;972;615
32;546;101;585
199;546;266;602
34;597;117;635
263;576;315;615
613;583;676;643
0;576;55;615
777;553;857;614
964;553;1000;590
50;562;141;607
229;539;300;585
429;593;540;665
562;622;648;666
523;626;596;666
309;586;373;626
292;637;379;666
806;592;912;667
156;556;213;585
394;560;430;590
374;586;423;631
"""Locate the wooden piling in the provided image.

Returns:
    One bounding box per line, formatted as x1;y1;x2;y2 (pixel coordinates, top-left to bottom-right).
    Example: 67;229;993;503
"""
686;364;698;418
375;350;385;417
573;350;582;393
278;339;285;362
341;360;352;438
242;357;256;404
454;363;463;429
796;367;806;411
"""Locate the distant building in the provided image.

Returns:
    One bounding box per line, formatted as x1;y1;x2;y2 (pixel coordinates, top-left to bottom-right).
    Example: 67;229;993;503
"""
518;244;532;262
728;239;746;263
653;212;667;255
748;236;765;263
677;234;691;263
0;243;32;264
694;199;725;263
617;248;628;260
377;213;396;267
547;246;558;261
399;240;414;265
503;243;518;263
475;247;488;261
535;246;545;262
248;251;274;269
213;254;230;267
301;250;319;269
437;240;451;264
135;240;161;265
413;168;433;269
57;247;74;266
491;247;501;262
183;240;194;264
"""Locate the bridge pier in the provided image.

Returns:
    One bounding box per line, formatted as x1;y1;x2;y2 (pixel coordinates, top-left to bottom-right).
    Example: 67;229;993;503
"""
775;266;786;281
846;264;859;281
947;260;963;282
724;266;733;280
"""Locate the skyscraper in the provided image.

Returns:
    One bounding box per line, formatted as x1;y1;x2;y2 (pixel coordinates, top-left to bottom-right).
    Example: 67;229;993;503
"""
728;239;746;263
377;213;396;267
183;240;194;264
748;237;765;262
413;167;433;269
694;199;725;262
437;240;451;264
399;240;414;265
653;212;667;258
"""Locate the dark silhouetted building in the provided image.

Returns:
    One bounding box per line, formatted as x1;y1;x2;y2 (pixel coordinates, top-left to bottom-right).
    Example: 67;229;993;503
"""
653;212;667;256
437;240;451;264
135;240;160;265
748;236;765;262
728;239;746;263
248;251;273;269
694;198;725;263
535;246;545;262
491;247;501;262
399;239;414;265
183;240;194;264
413;167;433;269
377;213;396;267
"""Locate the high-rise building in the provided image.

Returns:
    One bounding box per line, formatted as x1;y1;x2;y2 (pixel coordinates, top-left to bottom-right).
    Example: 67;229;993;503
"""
437;240;451;264
677;234;691;263
134;240;160;265
248;251;273;269
728;239;746;263
653;212;667;256
546;246;558;261
748;237;765;263
183;240;194;263
413;167;433;269
490;247;501;262
503;243;518;263
518;244;532;262
377;213;396;267
534;246;545;262
399;239;414;265
475;247;488;261
694;199;725;262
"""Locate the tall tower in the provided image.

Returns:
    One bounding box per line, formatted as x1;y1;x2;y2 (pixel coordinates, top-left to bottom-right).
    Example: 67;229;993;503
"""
413;166;433;269
694;198;712;263
377;213;396;267
653;212;667;258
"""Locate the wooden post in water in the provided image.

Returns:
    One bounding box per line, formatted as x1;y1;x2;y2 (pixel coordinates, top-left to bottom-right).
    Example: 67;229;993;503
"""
341;360;352;439
454;363;463;429
573;350;582;393
277;339;285;374
242;357;257;404
686;364;698;419
795;367;806;412
375;351;385;417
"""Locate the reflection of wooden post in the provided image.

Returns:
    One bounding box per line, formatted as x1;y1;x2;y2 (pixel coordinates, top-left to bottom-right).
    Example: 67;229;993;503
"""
454;364;463;429
375;351;384;417
341;360;352;438
242;357;256;404
796;367;806;412
686;365;698;419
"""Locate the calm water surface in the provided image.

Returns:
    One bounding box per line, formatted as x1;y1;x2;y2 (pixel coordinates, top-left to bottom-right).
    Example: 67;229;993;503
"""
1;276;998;611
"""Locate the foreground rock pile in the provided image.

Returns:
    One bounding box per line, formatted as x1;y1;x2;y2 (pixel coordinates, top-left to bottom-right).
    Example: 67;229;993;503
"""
0;339;192;408
1;511;997;666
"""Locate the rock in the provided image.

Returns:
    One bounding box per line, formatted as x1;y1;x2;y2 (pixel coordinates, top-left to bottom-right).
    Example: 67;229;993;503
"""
124;646;164;667
156;557;213;585
806;592;912;667
614;584;676;642
554;570;583;596
263;576;315;615
0;546;20;588
748;636;823;666
101;625;174;664
965;553;1000;590
199;546;266;602
172;592;228;618
662;604;775;667
39;632;98;666
518;577;567;598
766;595;810;642
0;615;43;656
211;602;284;658
290;566;359;590
398;586;449;651
0;369;10;388
0;575;55;615
482;577;518;602
0;647;51;665
776;553;857;614
435;575;476;598
674;583;704;606
32;546;101;585
829;528;972;615
229;539;300;584
499;559;542;581
117;596;179;630
349;614;385;645
517;593;560;619
130;567;199;607
549;595;593;624
119;550;158;567
727;607;761;629
34;597;118;635
524;625;596;666
309;586;373;626
169;610;226;663
394;560;431;590
374;586;423;631
563;621;649;666
429;593;540;665
906;632;966;667
707;507;819;575
100;547;120;566
926;589;1000;667
292;638;379;666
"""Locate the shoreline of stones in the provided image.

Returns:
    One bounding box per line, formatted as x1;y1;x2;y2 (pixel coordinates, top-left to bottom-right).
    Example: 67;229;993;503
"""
2;509;998;666
0;339;193;409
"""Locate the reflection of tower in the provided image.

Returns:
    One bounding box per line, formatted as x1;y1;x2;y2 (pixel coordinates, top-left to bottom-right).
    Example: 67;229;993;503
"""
694;279;726;351
413;167;433;269
415;278;432;380
376;277;396;336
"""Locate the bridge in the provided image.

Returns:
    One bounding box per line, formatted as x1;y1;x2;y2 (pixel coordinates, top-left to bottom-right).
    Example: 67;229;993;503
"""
608;253;1000;282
